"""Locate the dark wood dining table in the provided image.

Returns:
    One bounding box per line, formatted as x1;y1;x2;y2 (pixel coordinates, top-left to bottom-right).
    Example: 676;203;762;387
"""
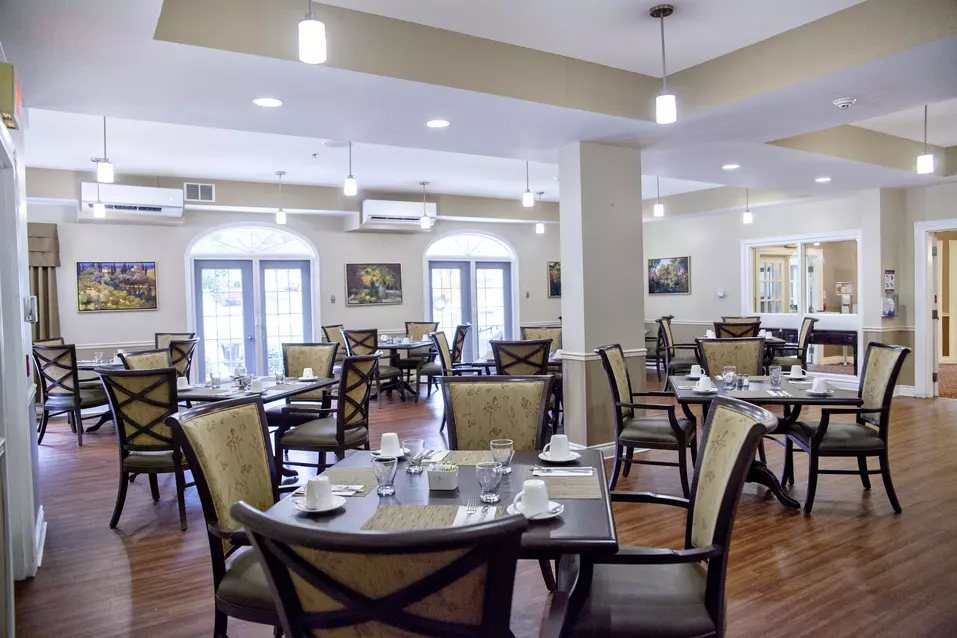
176;377;338;403
670;374;862;508
377;340;433;397
77;360;124;371
267;449;618;613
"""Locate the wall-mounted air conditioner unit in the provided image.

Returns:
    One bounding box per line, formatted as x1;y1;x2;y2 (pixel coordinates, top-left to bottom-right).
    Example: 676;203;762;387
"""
343;199;437;233
78;183;184;223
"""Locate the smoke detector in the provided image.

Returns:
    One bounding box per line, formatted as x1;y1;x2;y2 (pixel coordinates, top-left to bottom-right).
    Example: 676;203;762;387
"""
833;97;857;110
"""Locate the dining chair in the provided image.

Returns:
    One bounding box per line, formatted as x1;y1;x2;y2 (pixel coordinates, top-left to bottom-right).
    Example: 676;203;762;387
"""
169;337;200;379
451;323;471;364
546;396;775;638
155;332;195;350
231;501;526;638
657;316;698;389
713;320;761;338
783;343;910;514
342;328;404;408
98;367;192;530
34;337;65;345
429;330;487;432
491;339;551;375
771;316;819;370
273;356;376;476
397;321;439;400
697;337;766;377
596;344;697;497
442;375;552;451
120;348;172;370
521;325;562;352
264;342;339;430
33;343;111;446
720;316;761;323
321;324;347;368
167;396;292;638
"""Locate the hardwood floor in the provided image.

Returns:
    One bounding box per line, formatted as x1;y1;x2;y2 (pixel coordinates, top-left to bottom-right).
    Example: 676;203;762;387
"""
15;373;957;637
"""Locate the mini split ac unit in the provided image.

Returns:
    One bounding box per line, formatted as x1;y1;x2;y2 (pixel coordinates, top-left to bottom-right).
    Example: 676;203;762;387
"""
343;199;437;233
78;183;184;223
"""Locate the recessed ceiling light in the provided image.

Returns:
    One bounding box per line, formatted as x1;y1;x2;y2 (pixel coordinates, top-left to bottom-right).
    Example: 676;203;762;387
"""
426;119;450;128
253;97;283;108
722;164;741;170
815;177;832;183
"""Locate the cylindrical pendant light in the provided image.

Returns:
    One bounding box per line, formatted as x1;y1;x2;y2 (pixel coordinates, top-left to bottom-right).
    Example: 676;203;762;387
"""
742;188;753;224
917;105;935;174
93;116;114;183
535;191;546;234
299;0;327;64
419;181;432;229
343;141;358;196
275;171;287;225
653;176;665;217
651;5;677;125
522;161;534;207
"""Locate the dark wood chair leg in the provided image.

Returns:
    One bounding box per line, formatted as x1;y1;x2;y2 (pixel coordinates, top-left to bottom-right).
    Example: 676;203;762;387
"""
214;609;228;638
440;413;447;432
74;408;84;446
656;356;662;381
689;435;698;467
109;470;130;529
804;452;820;514
414;367;422;403
757;439;768;464
857;456;871;490
37;409;50;444
538;559;557;592
175;466;188;531
148;474;161;501
376;374;382;408
67;411;77;433
782;438;794;486
622;446;635;477
609;446;624;490
878;450;902;513
677;445;691;499
427;376;434;397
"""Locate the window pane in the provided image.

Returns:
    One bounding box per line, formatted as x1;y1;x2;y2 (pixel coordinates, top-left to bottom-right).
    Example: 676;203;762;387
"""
752;244;798;313
804;240;858;314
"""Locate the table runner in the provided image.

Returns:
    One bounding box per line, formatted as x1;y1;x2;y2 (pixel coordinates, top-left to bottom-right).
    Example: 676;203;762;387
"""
523;469;602;499
361;504;501;531
444;450;495;465
179;387;236;397
320;468;377;495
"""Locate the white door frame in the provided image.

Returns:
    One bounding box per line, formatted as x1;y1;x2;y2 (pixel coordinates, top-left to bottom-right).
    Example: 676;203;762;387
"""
914;218;957;397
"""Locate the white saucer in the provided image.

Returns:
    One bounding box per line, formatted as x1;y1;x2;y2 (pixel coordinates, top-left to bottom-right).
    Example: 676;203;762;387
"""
372;449;408;459
783;373;808;379
291;495;346;514
538;451;581;464
507;500;564;521
298;376;318;382
692;387;719;395
805;389;834;397
685;375;702;380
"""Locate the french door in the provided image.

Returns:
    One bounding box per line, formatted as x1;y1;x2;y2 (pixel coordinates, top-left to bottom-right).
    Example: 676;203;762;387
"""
194;259;312;381
429;260;512;361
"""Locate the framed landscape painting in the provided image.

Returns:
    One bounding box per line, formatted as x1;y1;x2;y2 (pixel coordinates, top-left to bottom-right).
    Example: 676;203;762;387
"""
77;261;157;312
547;261;561;298
648;256;690;295
346;263;403;306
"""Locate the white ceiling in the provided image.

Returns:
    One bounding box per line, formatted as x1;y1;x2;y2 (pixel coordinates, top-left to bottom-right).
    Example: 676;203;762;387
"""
317;0;868;75
24;109;722;200
853;98;957;147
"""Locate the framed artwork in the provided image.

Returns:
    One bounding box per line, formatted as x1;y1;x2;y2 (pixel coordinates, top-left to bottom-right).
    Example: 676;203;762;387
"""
648;256;691;295
77;262;158;312
346;263;403;306
547;261;562;298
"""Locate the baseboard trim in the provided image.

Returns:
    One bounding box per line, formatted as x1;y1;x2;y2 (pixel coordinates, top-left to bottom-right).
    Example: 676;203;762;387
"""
894;385;917;397
34;505;47;569
587;442;649;459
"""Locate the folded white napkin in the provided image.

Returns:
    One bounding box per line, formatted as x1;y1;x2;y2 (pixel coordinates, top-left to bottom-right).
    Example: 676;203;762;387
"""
532;468;594;477
451;503;496;527
422;450;450;463
293;484;364;497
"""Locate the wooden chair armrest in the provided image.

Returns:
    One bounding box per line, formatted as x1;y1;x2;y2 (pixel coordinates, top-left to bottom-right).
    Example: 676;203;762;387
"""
618;401;675;411
673;343;697;350
540;592;571;638
281;405;331;416
207;522;249;547
631;391;674;398
815;408;881;442
450;366;486;375
594;545;721;566
278;482;304;495
610;490;690;508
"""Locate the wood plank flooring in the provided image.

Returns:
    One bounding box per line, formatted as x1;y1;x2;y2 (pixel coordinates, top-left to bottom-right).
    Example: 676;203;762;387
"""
14;373;957;637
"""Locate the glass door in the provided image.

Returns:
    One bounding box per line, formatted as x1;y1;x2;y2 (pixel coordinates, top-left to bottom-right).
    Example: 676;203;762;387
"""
195;260;256;381
260;260;313;375
429;261;471;360
475;262;512;358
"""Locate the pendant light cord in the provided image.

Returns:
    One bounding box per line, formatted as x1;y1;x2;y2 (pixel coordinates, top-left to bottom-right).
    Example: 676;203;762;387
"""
348;141;353;174
278;173;284;210
656;176;661;203
745;188;750;212
305;0;313;19
923;105;928;153
102;116;108;158
526;161;530;190
659;16;668;92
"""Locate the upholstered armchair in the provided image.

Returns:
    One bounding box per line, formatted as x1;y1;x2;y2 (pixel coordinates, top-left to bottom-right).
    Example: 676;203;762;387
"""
442;375;552;451
783;343;910;514
546;396;775;638
321;324;347;372
231;501;526;638
169;337;200;379
396;321;439;400
697;337;766;376
155;332;195;350
657;316;698;389
521;325;562;352
167;397;291;637
428;331;486;432
34;337;65;345
713;320;761;338
343;328;404;408
99;367;192;530
33;343;110;446
120;348;172;370
721;316;761;323
273;356;376;476
263;343;339;430
491;339;551;375
596;344;697;497
772;316;818;370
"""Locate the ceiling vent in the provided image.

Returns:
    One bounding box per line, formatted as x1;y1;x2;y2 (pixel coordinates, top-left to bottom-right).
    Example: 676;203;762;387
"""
184;182;215;202
343;199;437;233
79;182;184;223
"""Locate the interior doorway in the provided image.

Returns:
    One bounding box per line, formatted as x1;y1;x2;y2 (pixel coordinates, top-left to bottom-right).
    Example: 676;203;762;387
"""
935;231;957;398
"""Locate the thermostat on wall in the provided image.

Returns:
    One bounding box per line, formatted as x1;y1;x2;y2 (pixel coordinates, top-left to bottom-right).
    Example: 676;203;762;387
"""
715;289;726;299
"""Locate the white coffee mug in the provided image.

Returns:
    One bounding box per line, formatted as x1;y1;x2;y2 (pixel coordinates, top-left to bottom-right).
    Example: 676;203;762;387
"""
251;378;264;392
380;432;403;457
790;365;806;378
696;376;713;391
302;367;315;379
811;378;828;394
402;337;411;344
176;376;189;390
758;330;768;337
705;330;715;339
513;479;549;517
305;475;333;509
690;364;703;378
543;434;571;460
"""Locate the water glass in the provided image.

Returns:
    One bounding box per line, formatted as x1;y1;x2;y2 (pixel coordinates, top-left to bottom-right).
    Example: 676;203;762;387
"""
403;438;425;474
769;365;783;389
490;439;514;475
722;365;736;386
372;456;398;496
274;370;285;384
209;373;222;389
93;351;104;364
476;461;504;503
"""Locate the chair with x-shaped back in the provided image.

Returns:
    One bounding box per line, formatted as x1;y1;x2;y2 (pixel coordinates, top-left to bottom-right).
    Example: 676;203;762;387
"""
231;500;527;638
343;328;404;408
33;343;110;446
491;339;552;375
169;338;200;379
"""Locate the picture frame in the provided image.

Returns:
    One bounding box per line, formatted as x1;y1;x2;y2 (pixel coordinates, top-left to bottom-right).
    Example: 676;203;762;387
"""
77;261;158;312
345;262;403;306
547;261;561;298
648;256;691;295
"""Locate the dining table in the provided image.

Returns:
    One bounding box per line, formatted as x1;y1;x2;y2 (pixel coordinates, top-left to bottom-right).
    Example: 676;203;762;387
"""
670;374;862;508
267;448;617;616
176;377;338;403
470;352;564;373
376;340;434;397
77;359;124;371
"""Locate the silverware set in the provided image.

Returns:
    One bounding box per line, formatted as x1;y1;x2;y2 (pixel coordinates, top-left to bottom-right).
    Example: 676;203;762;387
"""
531;504;564;519
531;466;592;473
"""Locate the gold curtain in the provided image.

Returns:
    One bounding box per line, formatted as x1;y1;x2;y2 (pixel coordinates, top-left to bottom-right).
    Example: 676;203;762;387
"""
27;223;61;341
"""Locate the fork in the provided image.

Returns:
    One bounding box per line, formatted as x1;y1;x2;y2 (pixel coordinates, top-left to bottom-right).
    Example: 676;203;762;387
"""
533;466;593;473
464;498;478;517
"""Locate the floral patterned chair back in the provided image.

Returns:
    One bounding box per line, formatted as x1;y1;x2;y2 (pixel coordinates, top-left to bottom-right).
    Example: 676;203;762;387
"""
697;338;765;376
169;338;200;378
155;332;195;350
595;344;635;420
322;325;348;362
335;356;378;430
282;343;339;401
452;324;471;363
100;367;178;451
858;343;910;430
231;500;526;638
430;331;455;373
120;348;172;371
720;316;761;324
521;326;562;353
657;316;677;356
442;376;552;451
342;329;378;356
405;321;439;359
491;339;551;375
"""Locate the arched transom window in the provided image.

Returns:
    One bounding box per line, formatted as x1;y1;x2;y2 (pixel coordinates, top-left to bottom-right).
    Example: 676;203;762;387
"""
426;233;513;259
191;227;312;256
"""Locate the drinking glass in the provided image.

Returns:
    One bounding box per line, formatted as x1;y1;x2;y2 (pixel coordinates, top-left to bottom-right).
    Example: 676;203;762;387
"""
722;365;736;386
372;456;398;496
209;373;222;389
274;370;284;384
769;365;783;389
476;461;504;503
403;438;425;474
490;439;514;475
93;351;104;364
235;366;246;378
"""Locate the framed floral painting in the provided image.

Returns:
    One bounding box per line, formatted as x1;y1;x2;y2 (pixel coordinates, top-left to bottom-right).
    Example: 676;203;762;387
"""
345;263;403;306
648;257;690;294
547;262;561;298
